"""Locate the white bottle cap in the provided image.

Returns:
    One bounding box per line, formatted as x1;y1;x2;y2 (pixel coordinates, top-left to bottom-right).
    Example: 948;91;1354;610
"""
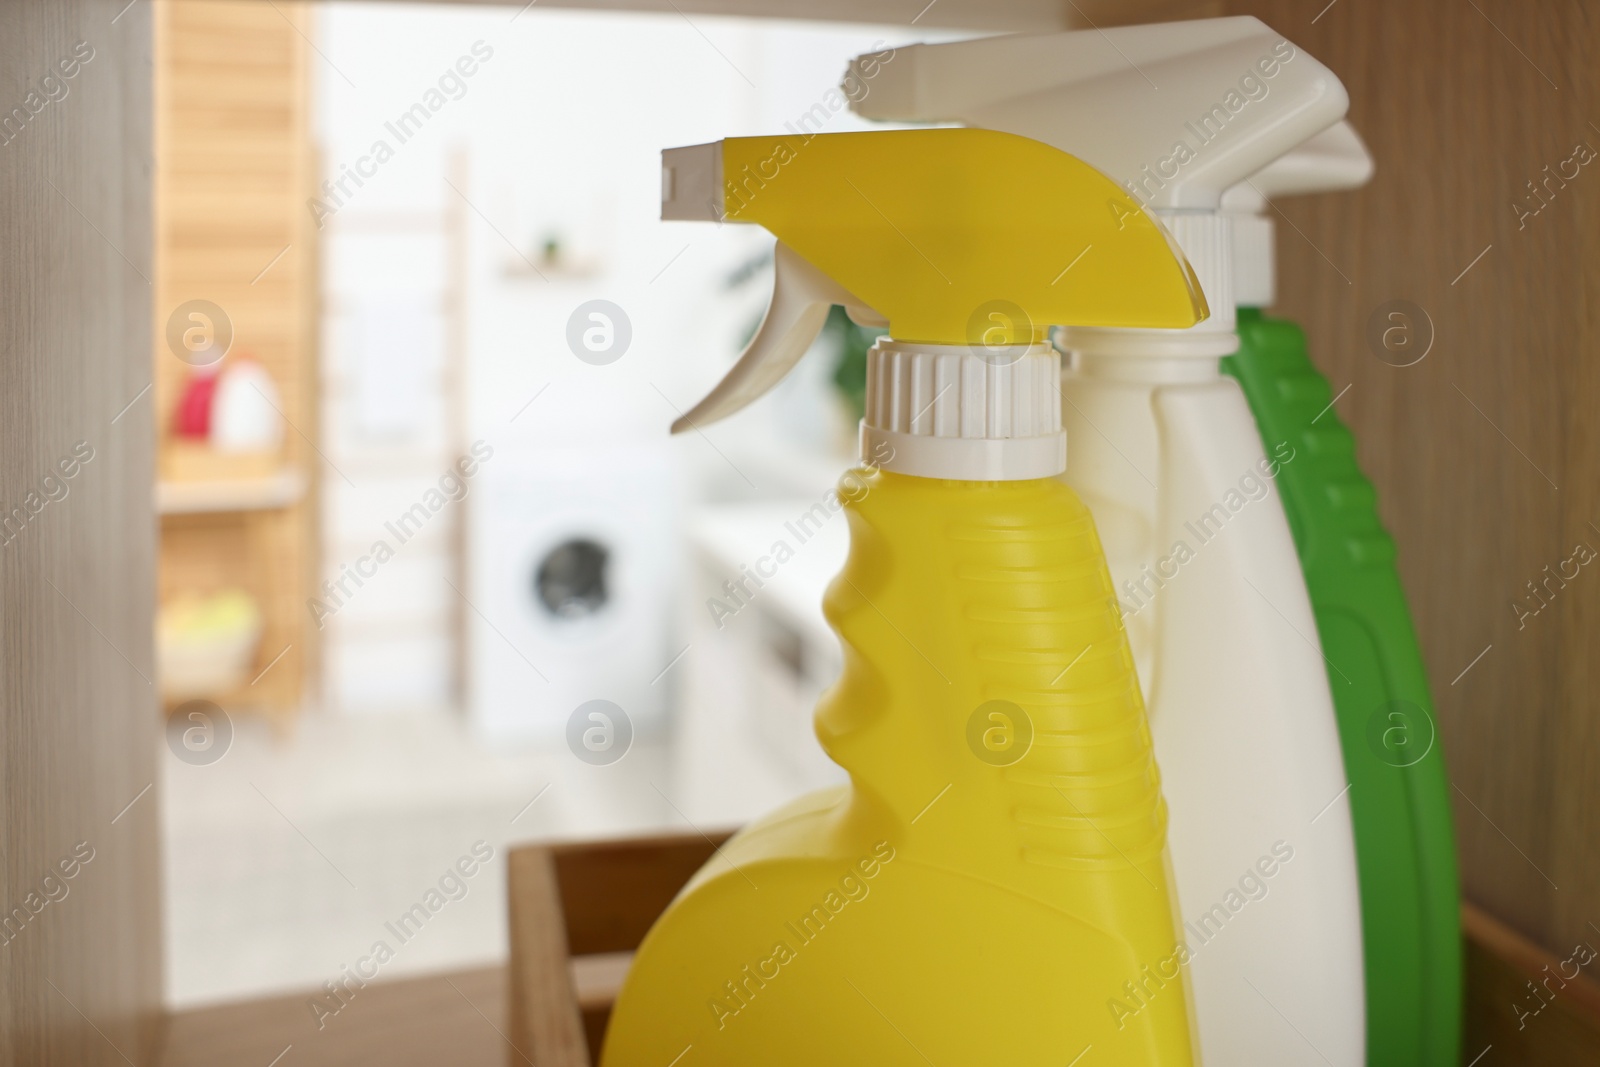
861;340;1066;481
656;236;1064;482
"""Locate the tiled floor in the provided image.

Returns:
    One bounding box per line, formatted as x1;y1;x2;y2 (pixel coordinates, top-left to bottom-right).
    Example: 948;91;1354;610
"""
161;709;692;1009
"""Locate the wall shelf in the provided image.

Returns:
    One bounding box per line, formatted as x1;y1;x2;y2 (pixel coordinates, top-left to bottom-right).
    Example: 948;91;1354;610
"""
154;0;319;727
157;470;306;515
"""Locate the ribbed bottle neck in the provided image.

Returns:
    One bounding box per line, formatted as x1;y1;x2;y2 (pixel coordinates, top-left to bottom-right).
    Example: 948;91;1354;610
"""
859;339;1066;482
1230;211;1275;309
1158;210;1236;332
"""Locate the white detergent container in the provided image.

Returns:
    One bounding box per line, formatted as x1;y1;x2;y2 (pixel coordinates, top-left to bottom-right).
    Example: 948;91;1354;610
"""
852;18;1366;1065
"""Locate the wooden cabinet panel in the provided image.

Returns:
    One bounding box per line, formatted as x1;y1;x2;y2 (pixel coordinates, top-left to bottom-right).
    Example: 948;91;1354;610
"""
0;2;160;1064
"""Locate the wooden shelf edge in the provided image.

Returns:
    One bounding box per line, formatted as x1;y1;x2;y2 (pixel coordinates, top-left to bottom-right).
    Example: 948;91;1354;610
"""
157;468;306;515
1464;900;1600;1024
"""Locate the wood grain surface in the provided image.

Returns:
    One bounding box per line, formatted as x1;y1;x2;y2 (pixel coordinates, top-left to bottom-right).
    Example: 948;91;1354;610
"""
1464;902;1600;1064
0;2;161;1064
507;846;589;1067
157;966;512;1067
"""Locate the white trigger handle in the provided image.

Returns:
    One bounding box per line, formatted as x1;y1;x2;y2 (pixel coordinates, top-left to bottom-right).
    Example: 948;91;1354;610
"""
672;242;884;434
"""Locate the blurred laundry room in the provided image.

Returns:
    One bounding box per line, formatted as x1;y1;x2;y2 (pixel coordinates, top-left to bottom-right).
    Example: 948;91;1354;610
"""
154;0;953;1007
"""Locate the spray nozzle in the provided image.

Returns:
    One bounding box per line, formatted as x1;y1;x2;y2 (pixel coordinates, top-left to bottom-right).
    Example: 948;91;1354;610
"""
1222;118;1373;210
661;128;1207;433
849;17;1348;213
1224;120;1374;308
846;17;1350;334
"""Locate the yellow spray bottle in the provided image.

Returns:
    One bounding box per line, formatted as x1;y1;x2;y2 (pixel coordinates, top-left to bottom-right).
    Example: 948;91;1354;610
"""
602;128;1207;1066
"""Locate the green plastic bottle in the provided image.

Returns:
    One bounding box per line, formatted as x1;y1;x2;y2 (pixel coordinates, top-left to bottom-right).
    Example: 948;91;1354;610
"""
1223;304;1462;1066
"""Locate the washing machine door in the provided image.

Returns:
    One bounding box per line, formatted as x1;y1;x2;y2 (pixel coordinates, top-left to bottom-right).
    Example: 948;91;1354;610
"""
466;445;678;743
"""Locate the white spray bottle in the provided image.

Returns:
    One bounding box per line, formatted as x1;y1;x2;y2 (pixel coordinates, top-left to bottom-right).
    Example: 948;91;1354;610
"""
1225;120;1374;310
853;18;1365;1065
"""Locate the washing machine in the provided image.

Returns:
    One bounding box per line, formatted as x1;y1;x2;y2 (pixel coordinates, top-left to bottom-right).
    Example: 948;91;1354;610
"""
465;442;679;743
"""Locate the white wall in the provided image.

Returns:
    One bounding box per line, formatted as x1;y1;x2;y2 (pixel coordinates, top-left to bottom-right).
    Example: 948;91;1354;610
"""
313;2;957;719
